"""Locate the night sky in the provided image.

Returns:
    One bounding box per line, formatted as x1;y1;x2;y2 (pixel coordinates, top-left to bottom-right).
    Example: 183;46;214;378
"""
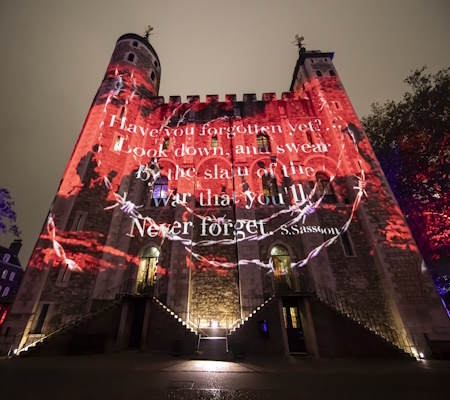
0;0;449;266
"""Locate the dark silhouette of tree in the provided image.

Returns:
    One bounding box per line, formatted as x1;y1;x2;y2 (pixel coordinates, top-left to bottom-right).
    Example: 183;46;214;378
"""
0;188;21;238
362;67;450;307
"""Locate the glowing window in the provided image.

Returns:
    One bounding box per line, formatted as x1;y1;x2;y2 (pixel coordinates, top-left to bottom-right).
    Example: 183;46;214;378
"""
212;136;218;148
152;176;168;199
262;175;278;197
271;245;292;288
257;134;270;153
114;135;124;152
341;232;355;256
9;271;15;281
163;138;170;150
138;247;159;292
2;287;9;297
282;307;288;328
290;307;299;328
316;70;322;77
1;270;7;279
329;69;336;76
151;71;155;81
127;53;135;62
316;172;336;203
306;131;313;145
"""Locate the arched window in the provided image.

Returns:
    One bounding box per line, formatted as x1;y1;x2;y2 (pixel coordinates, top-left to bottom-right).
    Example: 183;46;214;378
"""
316;70;322;77
329;70;336;76
150;71;156;81
316;172;336;203
271;245;292;289
138;247;159;293
257;134;270;153
163;138;170;150
127;53;135;62
211;136;218;148
262;174;278;197
152;176;168;199
2;287;9;297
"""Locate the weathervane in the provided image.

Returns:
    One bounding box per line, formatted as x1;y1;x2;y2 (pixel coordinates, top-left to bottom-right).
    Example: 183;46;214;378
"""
292;34;305;49
144;25;154;40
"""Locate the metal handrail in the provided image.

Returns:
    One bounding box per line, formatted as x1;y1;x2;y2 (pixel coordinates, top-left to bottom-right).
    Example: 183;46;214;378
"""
15;278;138;354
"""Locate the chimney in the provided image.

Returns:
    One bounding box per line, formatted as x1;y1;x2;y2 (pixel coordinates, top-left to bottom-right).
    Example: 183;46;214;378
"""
9;239;22;256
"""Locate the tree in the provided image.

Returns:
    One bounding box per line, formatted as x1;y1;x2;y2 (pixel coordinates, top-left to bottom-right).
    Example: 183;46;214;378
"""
0;188;21;238
362;67;450;306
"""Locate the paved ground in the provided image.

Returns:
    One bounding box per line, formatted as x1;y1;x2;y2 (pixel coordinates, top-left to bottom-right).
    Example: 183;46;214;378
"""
1;352;449;399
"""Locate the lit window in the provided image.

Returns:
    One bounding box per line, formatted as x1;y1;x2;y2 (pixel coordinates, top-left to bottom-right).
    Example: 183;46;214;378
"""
306;131;313;145
341;232;355;256
114;136;124;151
316;172;336;203
257;134;270;153
211;136;218;148
163;138;170;150
1;270;7;279
2;287;9;297
138;247;159;293
127;53;135;62
262;175;278;197
316;70;322;77
9;272;15;281
152;176;168;199
290;307;299;328
271;245;292;289
282;307;288;328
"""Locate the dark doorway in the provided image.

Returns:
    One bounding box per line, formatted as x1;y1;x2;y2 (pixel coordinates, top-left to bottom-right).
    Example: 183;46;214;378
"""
128;299;146;349
282;298;306;354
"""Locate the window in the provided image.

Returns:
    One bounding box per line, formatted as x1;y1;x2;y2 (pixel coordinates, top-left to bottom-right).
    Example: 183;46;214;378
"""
114;135;125;152
290;307;299;328
163;138;170;150
138;247;159;292
257;134;271;153
2;287;9;297
306;131;313;145
32;304;49;334
329;69;336;76
2;254;10;263
211;136;218;148
132;41;138;47
341;231;355;256
9;271;15;281
1;270;7;279
119;107;125;119
127;53;135;62
315;172;336;203
271;245;292;289
152;176;168;199
154;60;158;68
71;211;88;231
310;59;314;64
150;71;155;81
262;174;278;197
316;70;322;77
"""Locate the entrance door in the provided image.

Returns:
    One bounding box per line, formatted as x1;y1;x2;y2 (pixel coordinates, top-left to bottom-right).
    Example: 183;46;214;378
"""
282;298;306;354
138;247;159;293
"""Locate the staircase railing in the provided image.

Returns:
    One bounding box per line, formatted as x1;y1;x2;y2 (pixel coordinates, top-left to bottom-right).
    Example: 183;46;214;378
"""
288;276;414;357
14;278;138;354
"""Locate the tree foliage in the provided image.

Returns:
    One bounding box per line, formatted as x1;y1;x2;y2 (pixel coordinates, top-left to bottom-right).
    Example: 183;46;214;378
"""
0;188;21;238
362;67;450;300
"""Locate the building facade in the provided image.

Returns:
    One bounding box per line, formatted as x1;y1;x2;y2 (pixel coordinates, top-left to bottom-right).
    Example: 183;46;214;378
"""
1;33;449;358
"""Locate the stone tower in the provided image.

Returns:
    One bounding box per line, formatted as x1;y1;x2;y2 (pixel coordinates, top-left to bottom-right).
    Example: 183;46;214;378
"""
1;33;449;359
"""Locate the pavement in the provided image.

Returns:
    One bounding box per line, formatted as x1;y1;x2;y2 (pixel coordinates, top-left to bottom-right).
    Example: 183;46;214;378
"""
0;352;449;399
